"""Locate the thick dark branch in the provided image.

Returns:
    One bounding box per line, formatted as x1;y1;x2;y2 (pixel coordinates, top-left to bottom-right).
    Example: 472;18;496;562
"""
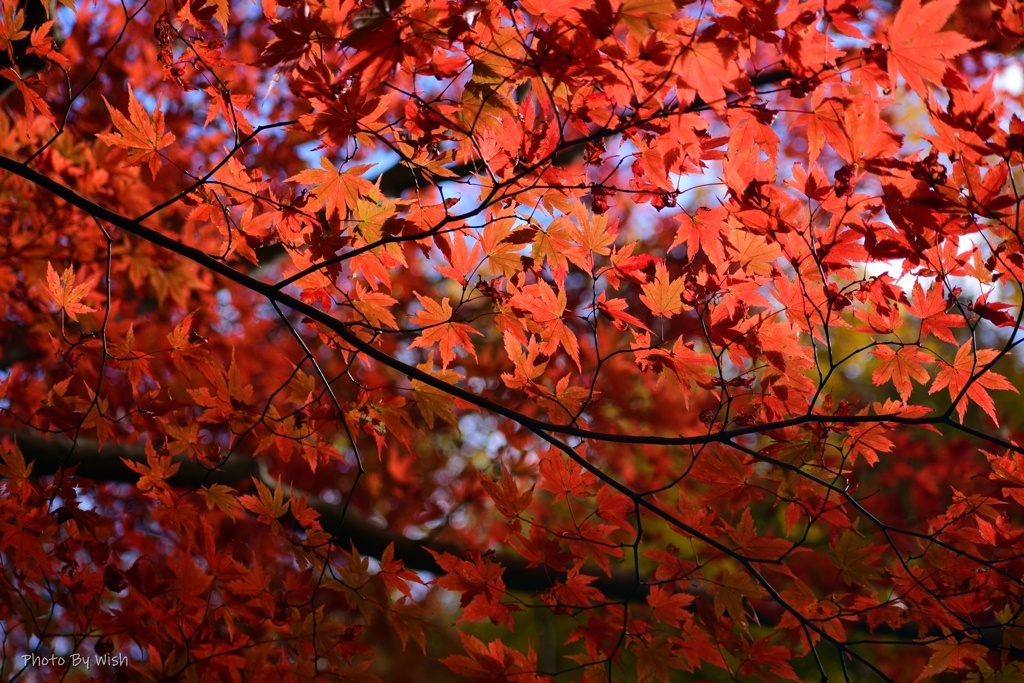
6;428;647;601
9;428;1021;655
4;428;256;486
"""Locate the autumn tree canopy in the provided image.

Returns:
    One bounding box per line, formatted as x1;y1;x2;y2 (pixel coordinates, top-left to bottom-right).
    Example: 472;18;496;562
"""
2;0;1024;680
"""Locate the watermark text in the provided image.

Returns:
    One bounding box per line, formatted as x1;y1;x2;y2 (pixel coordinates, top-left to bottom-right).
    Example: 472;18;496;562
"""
21;652;129;669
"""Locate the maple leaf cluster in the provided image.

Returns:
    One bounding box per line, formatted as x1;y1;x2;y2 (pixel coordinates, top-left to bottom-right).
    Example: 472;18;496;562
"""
1;0;1024;681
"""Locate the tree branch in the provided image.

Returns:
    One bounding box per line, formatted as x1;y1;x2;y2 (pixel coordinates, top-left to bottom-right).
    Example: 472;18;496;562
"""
5;427;648;601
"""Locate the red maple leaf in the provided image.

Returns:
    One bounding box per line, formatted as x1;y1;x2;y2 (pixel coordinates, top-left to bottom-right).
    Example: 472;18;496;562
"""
428;550;516;629
906;280;964;344
930;343;1018;424
884;0;982;96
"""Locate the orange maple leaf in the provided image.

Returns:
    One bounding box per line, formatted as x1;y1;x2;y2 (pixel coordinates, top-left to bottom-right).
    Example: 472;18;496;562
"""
870;346;933;402
238;477;289;522
884;0;982;97
97;86;175;176
286;157;377;219
670;207;729;264
408;294;481;368
0;441;32;480
122;443;181;507
640;263;685;318
45;262;96;322
676;27;738;113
